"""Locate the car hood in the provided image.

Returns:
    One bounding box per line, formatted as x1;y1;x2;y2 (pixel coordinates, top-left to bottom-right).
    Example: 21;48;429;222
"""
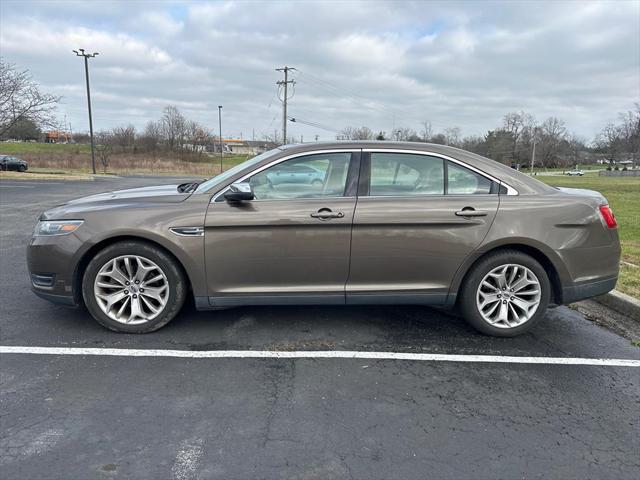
41;184;194;220
66;184;192;206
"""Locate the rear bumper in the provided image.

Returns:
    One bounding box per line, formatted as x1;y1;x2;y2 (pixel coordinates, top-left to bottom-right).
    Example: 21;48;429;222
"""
561;276;617;304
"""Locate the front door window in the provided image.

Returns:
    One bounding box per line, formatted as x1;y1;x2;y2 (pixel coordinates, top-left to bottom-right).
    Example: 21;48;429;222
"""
248;152;351;200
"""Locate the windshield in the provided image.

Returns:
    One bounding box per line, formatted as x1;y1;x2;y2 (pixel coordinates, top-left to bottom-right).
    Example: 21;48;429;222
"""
194;148;282;194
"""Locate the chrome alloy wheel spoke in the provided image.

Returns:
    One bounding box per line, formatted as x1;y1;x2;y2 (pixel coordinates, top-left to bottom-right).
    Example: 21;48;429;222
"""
94;255;169;325
476;264;541;329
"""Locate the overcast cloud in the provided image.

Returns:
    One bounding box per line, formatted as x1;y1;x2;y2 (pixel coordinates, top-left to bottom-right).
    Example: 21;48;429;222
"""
1;0;638;141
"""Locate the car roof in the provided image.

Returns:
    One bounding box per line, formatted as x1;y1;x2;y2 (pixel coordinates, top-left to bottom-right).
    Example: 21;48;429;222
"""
274;141;554;195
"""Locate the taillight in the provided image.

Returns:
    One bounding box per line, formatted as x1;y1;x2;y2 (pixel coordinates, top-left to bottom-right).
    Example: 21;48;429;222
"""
599;205;617;228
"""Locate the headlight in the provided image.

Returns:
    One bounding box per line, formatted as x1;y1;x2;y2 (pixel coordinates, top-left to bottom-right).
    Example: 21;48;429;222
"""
34;220;84;236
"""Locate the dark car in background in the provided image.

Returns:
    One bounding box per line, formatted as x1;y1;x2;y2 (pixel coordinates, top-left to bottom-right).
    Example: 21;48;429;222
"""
27;142;621;336
0;155;28;172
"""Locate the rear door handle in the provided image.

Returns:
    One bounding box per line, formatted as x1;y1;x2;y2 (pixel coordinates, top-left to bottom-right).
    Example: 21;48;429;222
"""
311;209;344;220
455;209;488;217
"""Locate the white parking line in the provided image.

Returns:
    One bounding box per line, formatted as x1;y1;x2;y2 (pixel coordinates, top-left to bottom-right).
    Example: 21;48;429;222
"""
1;346;638;367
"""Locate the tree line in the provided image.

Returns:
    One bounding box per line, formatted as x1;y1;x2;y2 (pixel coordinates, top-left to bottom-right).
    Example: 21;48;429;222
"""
339;106;639;168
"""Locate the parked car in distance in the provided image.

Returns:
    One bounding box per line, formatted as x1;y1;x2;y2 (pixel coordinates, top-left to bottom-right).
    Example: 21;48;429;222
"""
0;155;28;172
566;170;584;176
27;142;621;337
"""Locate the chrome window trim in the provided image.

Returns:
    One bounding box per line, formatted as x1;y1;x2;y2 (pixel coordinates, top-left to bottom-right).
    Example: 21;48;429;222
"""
363;148;519;196
210;149;361;203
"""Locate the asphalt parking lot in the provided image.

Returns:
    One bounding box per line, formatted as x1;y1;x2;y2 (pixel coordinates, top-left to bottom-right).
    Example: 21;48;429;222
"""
1;176;639;480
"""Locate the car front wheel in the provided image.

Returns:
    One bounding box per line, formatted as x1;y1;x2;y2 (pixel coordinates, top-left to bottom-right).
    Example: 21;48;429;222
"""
82;241;187;333
459;250;550;337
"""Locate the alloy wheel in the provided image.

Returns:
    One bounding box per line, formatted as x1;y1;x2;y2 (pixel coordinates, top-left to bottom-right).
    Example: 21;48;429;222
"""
93;255;169;325
476;263;541;328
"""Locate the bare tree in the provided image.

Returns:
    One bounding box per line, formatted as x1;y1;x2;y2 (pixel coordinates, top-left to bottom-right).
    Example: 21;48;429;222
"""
443;127;461;147
0;61;60;136
618;104;640;162
596;122;624;166
392;127;418;141
112;124;136;153
563;134;585;166
95;131;113;173
538;117;567;166
184;120;210;155
140;120;162;155
503;111;536;162
421;121;432;142
161;105;186;151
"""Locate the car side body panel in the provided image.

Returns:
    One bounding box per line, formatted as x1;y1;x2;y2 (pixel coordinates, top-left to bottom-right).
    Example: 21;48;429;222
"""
347;195;499;303
26;141;621;313
449;191;620;303
203;197;356;303
27;194;212;304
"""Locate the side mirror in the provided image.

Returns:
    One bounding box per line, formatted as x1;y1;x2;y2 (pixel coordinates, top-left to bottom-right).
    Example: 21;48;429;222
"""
224;182;255;202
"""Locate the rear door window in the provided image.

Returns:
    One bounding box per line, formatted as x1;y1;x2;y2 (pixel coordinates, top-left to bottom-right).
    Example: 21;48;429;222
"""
369;153;444;196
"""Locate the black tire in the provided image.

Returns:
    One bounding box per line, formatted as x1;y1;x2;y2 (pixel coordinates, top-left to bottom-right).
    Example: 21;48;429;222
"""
82;241;187;333
18;164;26;172
458;250;550;337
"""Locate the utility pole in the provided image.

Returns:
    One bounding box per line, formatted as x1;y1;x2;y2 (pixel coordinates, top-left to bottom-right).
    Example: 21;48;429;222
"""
218;105;223;172
73;49;99;174
530;138;537;175
276;66;295;145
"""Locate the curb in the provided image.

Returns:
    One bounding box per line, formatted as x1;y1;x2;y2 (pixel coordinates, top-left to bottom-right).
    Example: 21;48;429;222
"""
594;290;640;322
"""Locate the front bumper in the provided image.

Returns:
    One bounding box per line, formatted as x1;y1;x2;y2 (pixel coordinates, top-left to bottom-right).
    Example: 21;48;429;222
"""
32;288;78;306
27;233;84;306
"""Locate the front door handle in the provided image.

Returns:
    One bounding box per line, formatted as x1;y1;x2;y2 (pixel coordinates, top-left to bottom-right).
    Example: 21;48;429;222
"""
310;209;344;220
455;208;488;217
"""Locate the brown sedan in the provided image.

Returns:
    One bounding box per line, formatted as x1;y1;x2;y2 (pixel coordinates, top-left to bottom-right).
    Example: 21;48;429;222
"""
27;142;621;336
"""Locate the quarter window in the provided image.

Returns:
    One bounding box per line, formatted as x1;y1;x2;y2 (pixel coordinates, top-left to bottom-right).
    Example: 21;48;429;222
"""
447;161;493;194
369;153;444;196
248;152;351;200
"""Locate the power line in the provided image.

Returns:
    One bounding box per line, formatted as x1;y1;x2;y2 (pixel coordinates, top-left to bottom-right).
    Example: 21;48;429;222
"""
288;116;340;133
294;69;450;131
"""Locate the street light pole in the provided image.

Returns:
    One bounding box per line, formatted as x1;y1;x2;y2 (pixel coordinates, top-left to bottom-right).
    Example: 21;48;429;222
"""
218;105;223;173
73;49;99;174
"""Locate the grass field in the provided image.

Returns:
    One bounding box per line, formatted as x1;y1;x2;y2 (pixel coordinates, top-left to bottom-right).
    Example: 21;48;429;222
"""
0;142;91;154
539;175;640;299
1;141;251;176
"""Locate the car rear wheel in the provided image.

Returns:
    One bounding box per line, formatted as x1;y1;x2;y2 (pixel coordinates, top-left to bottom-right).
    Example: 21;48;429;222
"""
459;250;550;337
82;241;187;333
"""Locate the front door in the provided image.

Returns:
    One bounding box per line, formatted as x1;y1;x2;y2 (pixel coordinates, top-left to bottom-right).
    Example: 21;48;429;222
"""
347;151;500;304
204;150;359;306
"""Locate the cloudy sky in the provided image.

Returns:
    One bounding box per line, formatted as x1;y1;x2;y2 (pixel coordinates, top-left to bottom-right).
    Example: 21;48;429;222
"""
1;0;638;141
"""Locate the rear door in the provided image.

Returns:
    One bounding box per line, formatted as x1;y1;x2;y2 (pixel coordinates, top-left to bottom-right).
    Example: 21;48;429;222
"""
204;150;360;306
347;150;500;304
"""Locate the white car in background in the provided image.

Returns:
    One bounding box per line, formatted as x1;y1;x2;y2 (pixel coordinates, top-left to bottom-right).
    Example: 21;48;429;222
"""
566;170;584;176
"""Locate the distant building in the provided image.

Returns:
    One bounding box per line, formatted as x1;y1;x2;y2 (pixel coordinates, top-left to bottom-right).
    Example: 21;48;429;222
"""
44;131;71;143
218;139;278;155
